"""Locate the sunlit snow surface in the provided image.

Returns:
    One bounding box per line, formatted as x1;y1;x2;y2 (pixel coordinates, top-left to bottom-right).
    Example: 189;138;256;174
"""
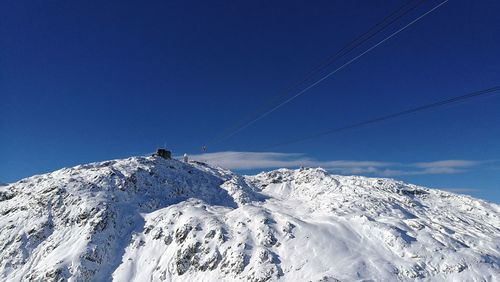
0;157;498;281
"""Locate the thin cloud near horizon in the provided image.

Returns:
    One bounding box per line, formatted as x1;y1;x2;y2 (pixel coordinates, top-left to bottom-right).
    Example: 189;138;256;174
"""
190;151;490;177
439;188;482;193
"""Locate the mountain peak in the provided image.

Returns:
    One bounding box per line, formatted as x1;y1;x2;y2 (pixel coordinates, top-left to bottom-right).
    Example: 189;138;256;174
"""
0;156;498;281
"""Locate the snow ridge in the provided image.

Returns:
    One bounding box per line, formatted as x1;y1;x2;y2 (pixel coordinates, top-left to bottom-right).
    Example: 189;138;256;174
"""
0;157;498;281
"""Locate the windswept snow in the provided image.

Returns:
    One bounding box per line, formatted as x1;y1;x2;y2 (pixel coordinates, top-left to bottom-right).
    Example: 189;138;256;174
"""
0;157;498;281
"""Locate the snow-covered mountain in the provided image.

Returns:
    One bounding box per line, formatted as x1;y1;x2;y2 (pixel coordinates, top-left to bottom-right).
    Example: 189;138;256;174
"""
0;156;498;281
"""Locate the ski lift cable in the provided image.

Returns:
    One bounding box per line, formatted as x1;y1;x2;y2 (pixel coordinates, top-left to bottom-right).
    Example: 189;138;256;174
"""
204;0;427;149
203;0;448;151
202;85;500;162
268;85;500;148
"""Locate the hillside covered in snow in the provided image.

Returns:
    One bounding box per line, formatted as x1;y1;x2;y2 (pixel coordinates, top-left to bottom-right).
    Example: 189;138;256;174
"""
0;156;498;281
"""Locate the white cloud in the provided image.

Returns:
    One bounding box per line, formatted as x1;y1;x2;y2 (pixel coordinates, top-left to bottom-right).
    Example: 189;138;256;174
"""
413;160;480;169
377;167;465;177
189;151;391;171
439;188;481;193
190;151;304;170
189;151;485;176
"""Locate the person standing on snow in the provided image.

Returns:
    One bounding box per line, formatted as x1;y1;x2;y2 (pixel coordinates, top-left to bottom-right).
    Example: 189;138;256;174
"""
183;153;189;163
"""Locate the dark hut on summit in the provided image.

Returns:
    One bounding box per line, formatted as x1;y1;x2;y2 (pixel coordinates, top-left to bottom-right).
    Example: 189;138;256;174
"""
153;148;171;159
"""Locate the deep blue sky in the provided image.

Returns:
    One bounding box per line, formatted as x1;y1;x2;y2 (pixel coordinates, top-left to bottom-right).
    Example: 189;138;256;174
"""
1;1;499;202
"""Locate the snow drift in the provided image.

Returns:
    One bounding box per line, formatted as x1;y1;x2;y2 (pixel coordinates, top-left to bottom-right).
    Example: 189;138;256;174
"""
0;156;498;281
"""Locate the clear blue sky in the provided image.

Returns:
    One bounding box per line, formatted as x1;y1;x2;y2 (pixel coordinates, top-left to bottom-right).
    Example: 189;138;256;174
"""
1;0;499;202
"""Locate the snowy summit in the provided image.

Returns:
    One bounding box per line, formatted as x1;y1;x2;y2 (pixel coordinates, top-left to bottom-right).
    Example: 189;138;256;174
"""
0;156;498;281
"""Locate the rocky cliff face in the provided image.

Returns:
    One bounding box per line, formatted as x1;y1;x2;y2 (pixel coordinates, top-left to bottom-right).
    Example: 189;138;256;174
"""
0;157;498;281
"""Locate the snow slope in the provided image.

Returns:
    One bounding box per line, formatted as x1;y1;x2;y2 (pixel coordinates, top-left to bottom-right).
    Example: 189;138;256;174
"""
0;156;498;281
